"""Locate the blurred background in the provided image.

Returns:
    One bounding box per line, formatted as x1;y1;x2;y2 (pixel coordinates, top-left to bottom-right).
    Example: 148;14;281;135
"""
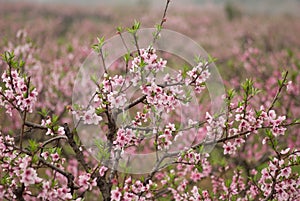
1;0;300;128
3;0;300;14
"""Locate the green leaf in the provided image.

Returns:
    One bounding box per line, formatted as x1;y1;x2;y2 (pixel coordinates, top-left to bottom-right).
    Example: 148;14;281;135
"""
207;54;217;63
19;60;25;68
92;36;105;53
2;51;14;63
51;179;58;188
116;26;123;33
293;119;300;124
227;88;235;100
255;110;262;118
127;20;141;34
94;139;110;161
57;147;62;155
123;53;130;63
155;24;162;32
97;36;105;46
197;145;204;153
0;173;11;185
28;139;39;152
95;108;106;115
52;115;59;124
90;74;98;85
265;129;273;138
225;179;232;187
32;154;39;164
73;134;80;146
196;164;203;173
133;20;140;30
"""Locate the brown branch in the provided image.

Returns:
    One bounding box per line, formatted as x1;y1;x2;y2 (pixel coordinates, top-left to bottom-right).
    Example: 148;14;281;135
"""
154;188;171;199
20;110;27;149
25;121;47;130
96;176;112;201
13;184;25;201
41;135;68;148
63;123;91;172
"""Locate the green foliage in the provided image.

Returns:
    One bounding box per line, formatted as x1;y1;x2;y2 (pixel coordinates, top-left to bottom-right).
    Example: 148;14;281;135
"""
94;139;110;162
73;132;81;146
195;163;203;173
226;88;235;101
32;154;39;164
116;26;123;33
127;20;141;34
92;36;105;53
27;139;39;153
52;115;59;125
123;53;131;63
241;78;260;100
0;173;10;185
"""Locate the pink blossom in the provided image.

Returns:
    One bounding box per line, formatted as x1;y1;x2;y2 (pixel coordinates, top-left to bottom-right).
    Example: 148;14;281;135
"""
107;92;127;109
41;152;49;160
51;153;60;162
286;81;293;92
111;187;122;201
279;167;291;179
223;141;236;155
57;126;65;135
99;166;108;177
280;148;290;155
57;187;72;200
234;137;245;147
78;173;96;191
82;107;102;125
113;128;135;150
20;167;42;186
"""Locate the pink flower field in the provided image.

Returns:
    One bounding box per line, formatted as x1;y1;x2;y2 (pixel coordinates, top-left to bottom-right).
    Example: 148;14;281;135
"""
0;1;300;200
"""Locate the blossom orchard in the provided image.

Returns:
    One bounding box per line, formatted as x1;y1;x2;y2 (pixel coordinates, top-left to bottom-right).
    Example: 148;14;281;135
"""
1;2;300;201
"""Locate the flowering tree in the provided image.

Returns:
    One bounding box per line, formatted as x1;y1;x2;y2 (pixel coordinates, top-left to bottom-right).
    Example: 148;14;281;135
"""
1;1;300;201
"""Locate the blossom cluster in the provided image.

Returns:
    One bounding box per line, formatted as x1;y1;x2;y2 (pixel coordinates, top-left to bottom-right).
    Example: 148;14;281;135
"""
211;169;245;200
111;177;154;201
113;128;137;150
223;105;287;155
256;152;300;200
141;82;180;113
72;106;103;125
157;123;176;150
0;69;38;116
205;112;226;142
131;47;167;74
185;61;211;93
0;131;84;201
41;116;65;136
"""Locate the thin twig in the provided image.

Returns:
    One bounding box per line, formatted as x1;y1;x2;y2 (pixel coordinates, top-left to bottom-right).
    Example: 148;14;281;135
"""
152;0;171;44
20;77;31;149
268;71;288;112
41;135;68;148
